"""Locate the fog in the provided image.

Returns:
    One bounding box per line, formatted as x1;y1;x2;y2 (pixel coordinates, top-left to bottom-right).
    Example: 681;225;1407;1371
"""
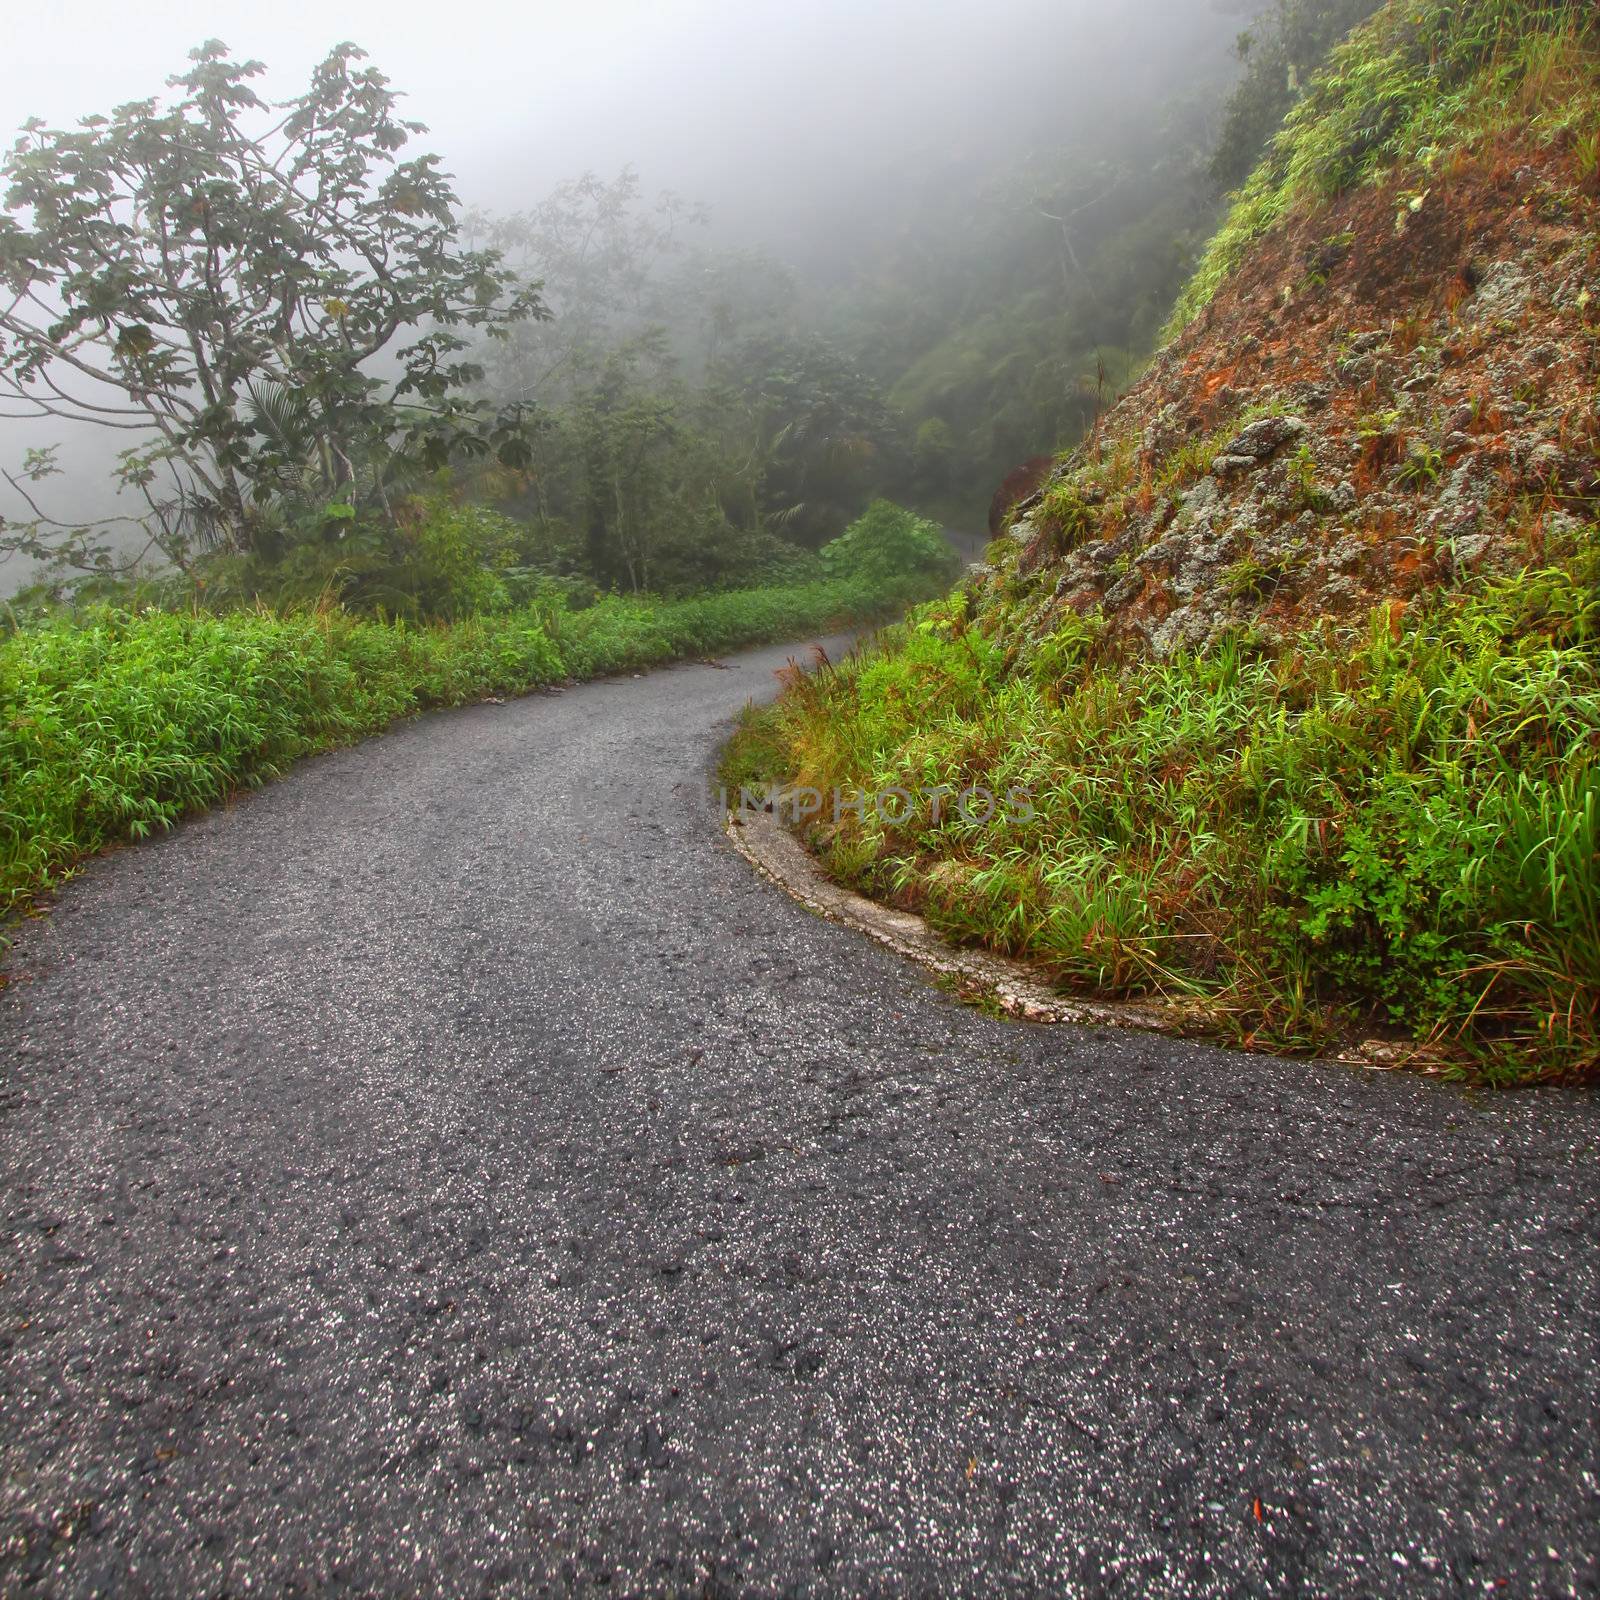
13;0;1240;248
4;0;1261;586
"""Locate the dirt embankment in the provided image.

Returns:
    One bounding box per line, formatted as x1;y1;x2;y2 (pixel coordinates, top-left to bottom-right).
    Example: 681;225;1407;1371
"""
1002;145;1600;655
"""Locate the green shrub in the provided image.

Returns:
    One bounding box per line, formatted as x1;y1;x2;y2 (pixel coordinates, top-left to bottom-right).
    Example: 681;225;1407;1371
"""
405;500;522;619
821;501;958;588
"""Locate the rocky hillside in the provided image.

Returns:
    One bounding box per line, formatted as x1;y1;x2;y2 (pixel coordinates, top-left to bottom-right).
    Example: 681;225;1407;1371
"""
1003;0;1597;658
728;0;1600;1082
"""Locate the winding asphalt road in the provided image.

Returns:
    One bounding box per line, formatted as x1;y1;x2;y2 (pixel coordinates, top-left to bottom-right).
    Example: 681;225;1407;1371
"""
2;634;1597;1597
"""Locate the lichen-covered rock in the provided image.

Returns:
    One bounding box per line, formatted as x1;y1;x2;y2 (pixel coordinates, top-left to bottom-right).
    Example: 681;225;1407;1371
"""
1526;442;1567;485
1103;569;1144;609
1149;604;1214;659
1220;415;1307;462
1467;261;1533;323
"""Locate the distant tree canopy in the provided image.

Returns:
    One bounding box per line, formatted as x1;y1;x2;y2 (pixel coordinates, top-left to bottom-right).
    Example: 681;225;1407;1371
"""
463;171;825;592
822;78;1226;515
0;41;544;571
466;169;708;406
843;0;1393;516
726;335;902;549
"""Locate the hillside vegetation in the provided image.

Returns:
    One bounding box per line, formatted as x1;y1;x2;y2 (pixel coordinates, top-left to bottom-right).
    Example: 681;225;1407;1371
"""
726;0;1600;1081
1;505;952;921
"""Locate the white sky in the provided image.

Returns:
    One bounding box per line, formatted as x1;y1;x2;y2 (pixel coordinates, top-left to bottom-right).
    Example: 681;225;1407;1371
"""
17;0;712;199
10;0;1230;231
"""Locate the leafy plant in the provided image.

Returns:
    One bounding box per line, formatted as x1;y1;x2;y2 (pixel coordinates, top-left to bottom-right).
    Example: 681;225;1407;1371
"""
0;42;545;572
820;501;956;588
1396;442;1445;490
1222;552;1302;599
1036;483;1100;557
1356;408;1406;476
1289;444;1334;513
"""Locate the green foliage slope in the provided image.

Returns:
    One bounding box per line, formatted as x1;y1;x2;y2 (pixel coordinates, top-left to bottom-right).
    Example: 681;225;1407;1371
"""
735;535;1599;1079
1169;0;1598;333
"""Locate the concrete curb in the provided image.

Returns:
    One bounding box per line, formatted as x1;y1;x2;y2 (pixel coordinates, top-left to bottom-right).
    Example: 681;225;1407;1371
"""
727;809;1443;1071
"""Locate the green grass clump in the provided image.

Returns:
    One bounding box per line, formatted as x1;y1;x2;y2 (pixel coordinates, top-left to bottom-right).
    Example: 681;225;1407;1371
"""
1167;0;1600;335
552;580;901;677
730;532;1600;1081
0;573;935;920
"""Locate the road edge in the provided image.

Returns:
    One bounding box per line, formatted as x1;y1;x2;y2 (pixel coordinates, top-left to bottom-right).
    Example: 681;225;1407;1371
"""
726;809;1445;1072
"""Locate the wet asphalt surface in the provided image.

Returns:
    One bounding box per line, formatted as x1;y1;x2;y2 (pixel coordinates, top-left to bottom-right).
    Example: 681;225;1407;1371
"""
1;633;1597;1598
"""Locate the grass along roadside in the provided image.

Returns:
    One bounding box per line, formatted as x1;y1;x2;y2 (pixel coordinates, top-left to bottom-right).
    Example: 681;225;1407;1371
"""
0;574;939;926
720;536;1600;1084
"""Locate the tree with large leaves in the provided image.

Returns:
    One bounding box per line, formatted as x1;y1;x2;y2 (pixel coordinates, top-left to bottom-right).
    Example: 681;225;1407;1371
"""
0;40;547;571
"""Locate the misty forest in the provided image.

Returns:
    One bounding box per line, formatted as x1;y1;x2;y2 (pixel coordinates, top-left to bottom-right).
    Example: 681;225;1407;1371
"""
2;0;1599;1590
0;9;1284;606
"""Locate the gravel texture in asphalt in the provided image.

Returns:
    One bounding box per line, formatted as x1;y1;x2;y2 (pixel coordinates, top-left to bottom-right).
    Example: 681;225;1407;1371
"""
2;634;1597;1597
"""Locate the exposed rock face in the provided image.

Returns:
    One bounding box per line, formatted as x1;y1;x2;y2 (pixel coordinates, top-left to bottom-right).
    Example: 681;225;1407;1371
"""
1217;414;1307;466
1000;148;1600;657
987;456;1054;538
